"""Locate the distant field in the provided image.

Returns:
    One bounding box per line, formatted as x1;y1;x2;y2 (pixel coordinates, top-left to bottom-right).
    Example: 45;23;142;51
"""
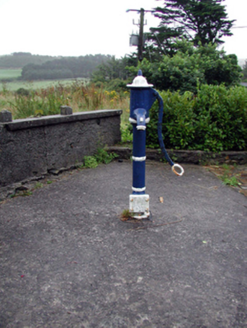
0;68;89;91
0;68;22;80
1;77;89;91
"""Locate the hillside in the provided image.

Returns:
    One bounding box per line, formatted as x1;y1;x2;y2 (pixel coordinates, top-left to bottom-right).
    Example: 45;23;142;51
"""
20;54;111;80
0;52;56;68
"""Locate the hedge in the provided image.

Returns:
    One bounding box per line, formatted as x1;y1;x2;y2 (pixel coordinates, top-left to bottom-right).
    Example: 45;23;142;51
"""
146;84;247;152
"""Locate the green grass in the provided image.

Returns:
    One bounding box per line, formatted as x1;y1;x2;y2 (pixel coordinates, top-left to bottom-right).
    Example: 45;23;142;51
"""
0;68;22;80
1;77;89;92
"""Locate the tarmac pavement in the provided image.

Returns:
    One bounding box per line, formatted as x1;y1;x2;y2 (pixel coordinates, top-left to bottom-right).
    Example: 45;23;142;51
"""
0;160;247;328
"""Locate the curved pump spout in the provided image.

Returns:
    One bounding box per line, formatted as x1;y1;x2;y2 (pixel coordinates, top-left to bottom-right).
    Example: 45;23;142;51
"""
133;108;147;130
153;89;184;177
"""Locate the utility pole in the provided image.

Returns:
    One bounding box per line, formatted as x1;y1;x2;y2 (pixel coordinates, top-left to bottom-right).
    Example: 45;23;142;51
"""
138;8;144;62
127;8;154;62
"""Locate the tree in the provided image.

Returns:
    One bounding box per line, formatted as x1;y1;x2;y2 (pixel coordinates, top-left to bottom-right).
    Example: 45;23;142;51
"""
149;0;235;55
91;55;136;83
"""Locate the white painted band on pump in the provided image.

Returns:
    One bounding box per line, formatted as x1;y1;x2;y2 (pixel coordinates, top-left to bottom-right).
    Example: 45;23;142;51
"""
129;117;150;124
133;213;150;219
132;156;146;162
129;117;136;124
132;186;146;192
136;125;146;130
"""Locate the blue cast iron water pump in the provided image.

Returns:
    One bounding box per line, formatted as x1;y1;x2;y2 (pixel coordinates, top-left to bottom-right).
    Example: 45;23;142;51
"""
127;70;184;219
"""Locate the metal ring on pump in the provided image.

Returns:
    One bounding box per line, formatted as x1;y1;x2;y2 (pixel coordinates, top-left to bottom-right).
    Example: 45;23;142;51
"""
172;164;184;177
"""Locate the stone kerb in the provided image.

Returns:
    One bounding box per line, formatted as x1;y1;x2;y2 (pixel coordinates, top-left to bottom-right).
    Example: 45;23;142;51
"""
107;147;247;165
0;108;122;188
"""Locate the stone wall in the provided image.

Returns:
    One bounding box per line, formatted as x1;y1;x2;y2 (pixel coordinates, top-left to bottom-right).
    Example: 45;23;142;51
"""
0;109;122;187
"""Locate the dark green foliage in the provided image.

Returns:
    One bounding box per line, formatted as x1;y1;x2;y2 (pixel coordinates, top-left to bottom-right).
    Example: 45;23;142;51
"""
16;88;30;96
146;85;247;151
202;53;241;86
127;42;242;92
148;0;235;57
145;25;187;59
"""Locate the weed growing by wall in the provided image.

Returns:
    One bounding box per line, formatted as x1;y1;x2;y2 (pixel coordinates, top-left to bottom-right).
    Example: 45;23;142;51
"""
83;148;118;169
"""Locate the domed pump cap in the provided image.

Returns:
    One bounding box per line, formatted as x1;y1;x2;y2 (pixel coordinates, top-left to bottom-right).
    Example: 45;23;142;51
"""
127;70;153;88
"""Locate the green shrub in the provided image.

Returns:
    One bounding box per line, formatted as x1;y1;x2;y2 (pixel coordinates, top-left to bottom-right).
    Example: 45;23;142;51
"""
193;85;247;151
16;88;30;96
146;85;247;151
127;42;242;93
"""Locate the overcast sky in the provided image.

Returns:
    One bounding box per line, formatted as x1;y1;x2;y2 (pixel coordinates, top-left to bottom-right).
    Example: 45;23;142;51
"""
0;0;246;62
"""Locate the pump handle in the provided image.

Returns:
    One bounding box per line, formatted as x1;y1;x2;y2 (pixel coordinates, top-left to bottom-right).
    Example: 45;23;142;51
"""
172;164;184;177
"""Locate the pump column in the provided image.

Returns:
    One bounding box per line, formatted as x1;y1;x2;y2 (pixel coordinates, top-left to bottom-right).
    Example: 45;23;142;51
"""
127;70;154;219
130;111;149;219
132;119;146;194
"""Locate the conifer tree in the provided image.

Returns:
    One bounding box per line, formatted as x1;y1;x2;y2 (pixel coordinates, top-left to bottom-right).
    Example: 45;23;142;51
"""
149;0;235;54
